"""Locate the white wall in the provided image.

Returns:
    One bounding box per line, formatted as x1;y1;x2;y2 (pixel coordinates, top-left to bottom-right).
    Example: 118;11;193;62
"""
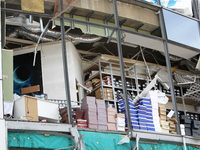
41;41;84;106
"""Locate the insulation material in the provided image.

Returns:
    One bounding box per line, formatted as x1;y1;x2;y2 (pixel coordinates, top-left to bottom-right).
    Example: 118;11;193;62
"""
21;0;44;13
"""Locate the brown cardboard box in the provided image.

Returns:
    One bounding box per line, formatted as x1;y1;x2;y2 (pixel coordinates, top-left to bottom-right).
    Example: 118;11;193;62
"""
107;115;116;123
107;123;116;131
162;128;169;133
116;113;125;118
160;115;166;121
158;104;166;109
159;110;166;115
106;108;116;115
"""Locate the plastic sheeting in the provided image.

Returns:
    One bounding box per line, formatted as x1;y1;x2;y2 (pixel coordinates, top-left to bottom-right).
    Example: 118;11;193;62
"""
8;132;74;149
8;131;200;150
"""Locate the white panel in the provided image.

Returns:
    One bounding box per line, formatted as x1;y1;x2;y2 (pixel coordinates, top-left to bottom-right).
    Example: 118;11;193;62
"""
168;43;199;59
41;41;83;106
37;99;59;123
13;97;26;119
124;32;199;59
41;43;66;100
124;32;165;52
0;119;7;150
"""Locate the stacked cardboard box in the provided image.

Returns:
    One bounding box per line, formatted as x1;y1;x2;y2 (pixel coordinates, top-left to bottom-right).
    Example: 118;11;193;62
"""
77;119;87;128
81;96;98;129
116;113;125;131
138;98;155;131
107;107;116;131
168;117;177;134
159;104;169;133
60;107;76;125
96;99;107;130
95;88;113;100
93;76;112;88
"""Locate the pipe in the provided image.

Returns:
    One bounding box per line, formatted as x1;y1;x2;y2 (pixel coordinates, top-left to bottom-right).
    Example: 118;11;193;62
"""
8;26;102;44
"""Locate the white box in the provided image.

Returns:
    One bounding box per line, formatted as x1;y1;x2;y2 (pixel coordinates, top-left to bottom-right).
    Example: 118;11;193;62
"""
14;96;59;123
117;126;125;131
116;118;125;126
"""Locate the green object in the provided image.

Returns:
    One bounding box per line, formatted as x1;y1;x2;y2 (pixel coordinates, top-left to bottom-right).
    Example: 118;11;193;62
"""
8;132;74;149
8;131;200;150
2;49;13;102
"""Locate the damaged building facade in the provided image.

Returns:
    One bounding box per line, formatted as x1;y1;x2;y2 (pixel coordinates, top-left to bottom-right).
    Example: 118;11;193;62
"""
1;0;200;149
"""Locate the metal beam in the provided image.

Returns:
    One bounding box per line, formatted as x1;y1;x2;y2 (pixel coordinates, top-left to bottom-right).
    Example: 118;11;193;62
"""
70;9;77;29
150;27;160;34
86;11;94;33
158;6;180;134
113;0;132;133
136;23;144;31
119;18;127;27
6;37;35;45
0;2;3;119
60;0;72;124
104;14;114;36
7;121;72;132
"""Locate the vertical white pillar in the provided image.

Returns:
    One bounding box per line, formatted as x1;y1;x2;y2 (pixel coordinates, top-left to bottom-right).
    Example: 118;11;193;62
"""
0;119;7;150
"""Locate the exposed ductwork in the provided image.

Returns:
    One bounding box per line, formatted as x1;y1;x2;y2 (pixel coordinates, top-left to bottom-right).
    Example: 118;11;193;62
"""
7;25;102;44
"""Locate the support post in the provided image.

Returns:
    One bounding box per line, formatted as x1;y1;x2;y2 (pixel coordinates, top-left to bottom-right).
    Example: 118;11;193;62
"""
112;0;132;132
180;85;187;116
158;4;180;134
60;0;72;124
0;1;3;119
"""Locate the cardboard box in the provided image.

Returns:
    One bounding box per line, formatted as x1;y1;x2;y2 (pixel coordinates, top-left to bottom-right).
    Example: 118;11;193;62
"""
158;104;166;109
117;126;125;131
98;125;107;130
88;124;98;129
162;128;169;133
98;117;107;125
116;118;125;126
82;96;96;104
160;115;166;121
116;113;125;118
107;115;116;123
106;108;116;115
107;123;116;131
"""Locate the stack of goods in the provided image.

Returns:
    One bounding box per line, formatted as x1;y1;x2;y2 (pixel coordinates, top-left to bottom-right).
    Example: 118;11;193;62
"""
118;98;137;129
167;117;177;134
191;120;200;136
95;88;113;100
159;104;169;133
77;119;87;128
151;96;162;132
81;96;98;129
60;107;68;123
116;113;125;131
180;115;191;136
115;90;123;100
59;107;76;125
138;98;155;131
96;99;107;130
93;76;112;88
113;78;122;87
107;107;116;131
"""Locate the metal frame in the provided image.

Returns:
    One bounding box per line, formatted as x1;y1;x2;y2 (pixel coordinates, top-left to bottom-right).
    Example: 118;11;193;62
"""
1;0;200;147
113;0;132;132
60;0;72;124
